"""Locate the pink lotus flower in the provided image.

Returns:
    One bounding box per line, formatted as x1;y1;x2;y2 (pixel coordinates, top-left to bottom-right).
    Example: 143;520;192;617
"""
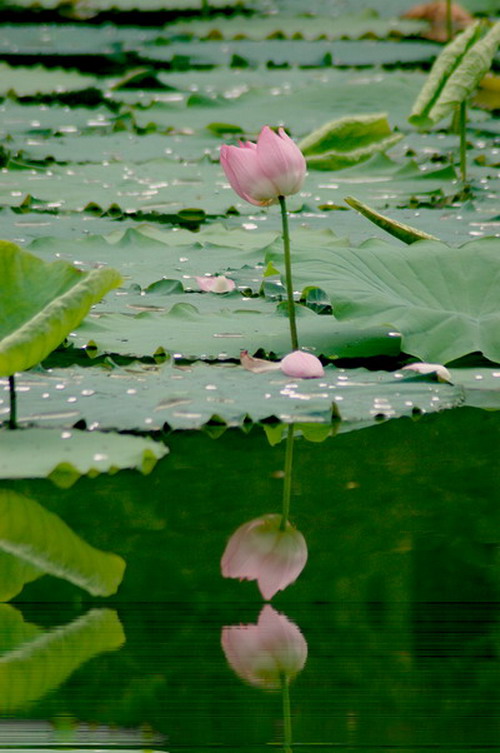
280;350;324;378
221;604;308;690
220;126;306;206
195;275;236;293
221;513;307;600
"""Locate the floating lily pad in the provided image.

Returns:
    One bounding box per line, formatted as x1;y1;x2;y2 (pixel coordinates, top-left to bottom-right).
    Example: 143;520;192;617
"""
7;361;465;433
0;63;99;98
165;10;426;41
0;427;169;487
265;235;500;364
70;303;401;361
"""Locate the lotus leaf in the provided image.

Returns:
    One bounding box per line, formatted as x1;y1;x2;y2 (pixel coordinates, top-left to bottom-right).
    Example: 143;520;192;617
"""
409;21;500;128
0;428;169;487
0;241;121;376
299;113;403;171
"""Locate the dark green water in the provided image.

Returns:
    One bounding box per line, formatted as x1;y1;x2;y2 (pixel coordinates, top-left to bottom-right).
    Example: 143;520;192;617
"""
1;406;499;749
1;602;499;749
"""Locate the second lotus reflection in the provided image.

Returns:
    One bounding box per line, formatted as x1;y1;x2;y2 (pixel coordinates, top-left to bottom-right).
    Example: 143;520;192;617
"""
222;604;308;690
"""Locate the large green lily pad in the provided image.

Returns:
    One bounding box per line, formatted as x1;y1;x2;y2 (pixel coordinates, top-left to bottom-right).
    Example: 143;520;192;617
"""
71;303;401;360
164;10;425;41
0;62;99;97
266;235;500;364
8;361;465;433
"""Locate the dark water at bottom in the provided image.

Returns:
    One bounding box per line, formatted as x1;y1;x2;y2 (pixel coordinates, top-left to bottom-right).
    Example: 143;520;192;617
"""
0;601;499;752
0;408;499;749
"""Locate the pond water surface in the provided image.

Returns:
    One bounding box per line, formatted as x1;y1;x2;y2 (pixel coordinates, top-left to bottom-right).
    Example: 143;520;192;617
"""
1;406;499;750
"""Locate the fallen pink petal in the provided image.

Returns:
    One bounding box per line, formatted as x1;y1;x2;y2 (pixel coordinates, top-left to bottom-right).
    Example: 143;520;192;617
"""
280;351;325;378
240;350;282;374
402;362;452;383
221;604;308;690
221;513;308;600
195;275;236;294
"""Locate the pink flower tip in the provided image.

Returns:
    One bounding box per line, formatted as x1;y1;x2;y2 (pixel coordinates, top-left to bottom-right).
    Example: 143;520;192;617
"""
220;125;306;207
195;275;236;293
280;351;324;378
221;513;308;600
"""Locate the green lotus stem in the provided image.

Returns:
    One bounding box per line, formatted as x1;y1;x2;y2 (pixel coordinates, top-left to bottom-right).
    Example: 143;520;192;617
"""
278;196;299;352
280;424;295;532
446;0;453;41
282;676;293;753
8;375;17;430
459;100;467;183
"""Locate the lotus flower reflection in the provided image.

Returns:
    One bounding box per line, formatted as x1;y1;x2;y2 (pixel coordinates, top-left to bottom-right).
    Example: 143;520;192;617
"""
221;604;308;690
220;126;306;207
221;513;307;600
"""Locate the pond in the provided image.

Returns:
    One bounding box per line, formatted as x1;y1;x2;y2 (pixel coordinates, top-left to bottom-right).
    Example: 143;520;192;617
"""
0;0;499;748
1;405;500;748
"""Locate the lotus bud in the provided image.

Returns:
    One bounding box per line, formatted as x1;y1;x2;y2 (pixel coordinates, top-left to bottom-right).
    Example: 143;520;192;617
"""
221;513;307;601
220;126;306;206
280;351;324;378
221;604;308;690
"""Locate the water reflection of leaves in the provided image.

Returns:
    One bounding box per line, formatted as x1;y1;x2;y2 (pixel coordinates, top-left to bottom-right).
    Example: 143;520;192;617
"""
221;604;307;691
0;488;126;600
0;606;125;713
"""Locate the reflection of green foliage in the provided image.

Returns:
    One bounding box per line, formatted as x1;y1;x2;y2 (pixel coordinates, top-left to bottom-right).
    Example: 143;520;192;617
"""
0;604;40;653
0;607;124;714
0;489;125;598
9;406;500;605
16;601;500;750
